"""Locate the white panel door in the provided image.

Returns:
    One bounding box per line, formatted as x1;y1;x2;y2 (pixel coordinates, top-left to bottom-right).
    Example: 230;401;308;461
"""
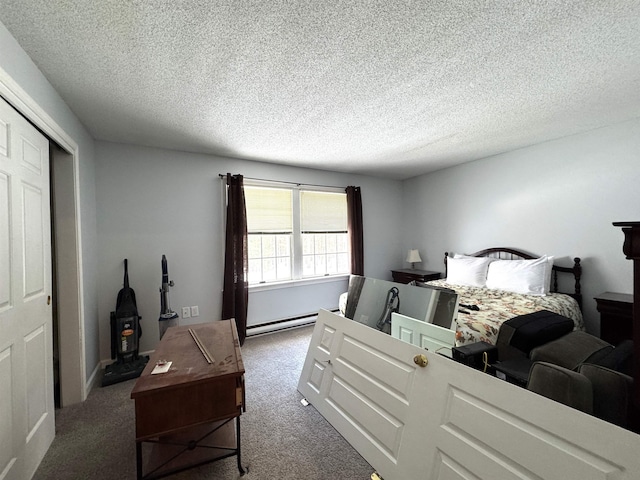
299;309;640;480
391;312;455;357
0;97;54;480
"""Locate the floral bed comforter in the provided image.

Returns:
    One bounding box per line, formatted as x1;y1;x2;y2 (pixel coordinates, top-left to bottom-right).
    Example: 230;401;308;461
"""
426;280;585;347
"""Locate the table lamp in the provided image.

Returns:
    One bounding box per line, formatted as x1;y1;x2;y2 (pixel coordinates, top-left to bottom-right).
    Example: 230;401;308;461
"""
406;249;422;269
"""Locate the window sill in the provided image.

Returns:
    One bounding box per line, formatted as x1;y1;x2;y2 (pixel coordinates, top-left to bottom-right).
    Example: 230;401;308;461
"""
249;274;350;293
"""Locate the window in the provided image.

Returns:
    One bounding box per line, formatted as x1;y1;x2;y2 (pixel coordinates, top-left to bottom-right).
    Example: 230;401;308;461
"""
245;186;293;283
300;190;350;277
244;184;349;285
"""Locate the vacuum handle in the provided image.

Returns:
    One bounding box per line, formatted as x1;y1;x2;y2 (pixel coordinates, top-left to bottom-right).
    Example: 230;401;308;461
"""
161;255;168;283
123;258;129;288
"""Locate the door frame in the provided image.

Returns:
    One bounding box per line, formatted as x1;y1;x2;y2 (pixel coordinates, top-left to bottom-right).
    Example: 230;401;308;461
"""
0;66;86;405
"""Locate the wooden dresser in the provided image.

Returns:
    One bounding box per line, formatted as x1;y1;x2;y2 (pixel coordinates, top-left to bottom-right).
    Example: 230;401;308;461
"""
595;291;633;346
613;221;640;429
131;320;245;479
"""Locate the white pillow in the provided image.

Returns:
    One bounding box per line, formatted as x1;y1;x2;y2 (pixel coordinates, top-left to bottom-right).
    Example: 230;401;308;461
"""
543;255;554;292
446;256;492;287
485;256;554;295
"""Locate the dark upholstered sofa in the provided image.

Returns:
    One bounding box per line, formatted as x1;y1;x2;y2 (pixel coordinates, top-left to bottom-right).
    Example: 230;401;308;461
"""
526;332;634;428
492;312;634;429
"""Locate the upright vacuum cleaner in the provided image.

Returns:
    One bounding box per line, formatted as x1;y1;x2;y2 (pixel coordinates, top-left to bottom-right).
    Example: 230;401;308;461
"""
102;259;149;387
375;286;400;334
158;254;179;339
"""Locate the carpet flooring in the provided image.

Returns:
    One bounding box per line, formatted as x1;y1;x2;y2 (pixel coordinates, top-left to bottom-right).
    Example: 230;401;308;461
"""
34;324;374;479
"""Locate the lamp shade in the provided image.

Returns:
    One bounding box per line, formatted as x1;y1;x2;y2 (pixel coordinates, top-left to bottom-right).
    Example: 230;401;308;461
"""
406;249;422;264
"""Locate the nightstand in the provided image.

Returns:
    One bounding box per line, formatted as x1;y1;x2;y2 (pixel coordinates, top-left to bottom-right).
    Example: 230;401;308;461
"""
391;269;441;284
594;292;633;346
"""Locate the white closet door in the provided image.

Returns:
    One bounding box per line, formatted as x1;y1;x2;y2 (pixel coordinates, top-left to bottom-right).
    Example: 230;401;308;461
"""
299;309;640;480
0;96;54;480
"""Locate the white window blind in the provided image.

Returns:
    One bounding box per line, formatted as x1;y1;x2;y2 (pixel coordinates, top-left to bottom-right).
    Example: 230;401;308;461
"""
300;191;348;233
245;186;292;233
242;182;349;284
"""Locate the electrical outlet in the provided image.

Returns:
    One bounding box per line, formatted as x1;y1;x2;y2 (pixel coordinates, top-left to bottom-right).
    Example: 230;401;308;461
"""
191;306;199;317
182;307;191;318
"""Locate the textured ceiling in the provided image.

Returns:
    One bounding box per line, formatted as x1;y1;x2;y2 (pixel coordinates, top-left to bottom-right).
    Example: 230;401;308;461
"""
1;1;639;179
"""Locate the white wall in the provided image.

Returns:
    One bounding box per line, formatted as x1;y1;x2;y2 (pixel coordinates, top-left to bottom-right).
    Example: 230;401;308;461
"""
402;118;640;335
0;21;100;381
95;141;403;358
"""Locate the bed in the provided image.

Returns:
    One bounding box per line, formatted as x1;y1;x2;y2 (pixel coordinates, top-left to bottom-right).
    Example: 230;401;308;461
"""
425;247;584;347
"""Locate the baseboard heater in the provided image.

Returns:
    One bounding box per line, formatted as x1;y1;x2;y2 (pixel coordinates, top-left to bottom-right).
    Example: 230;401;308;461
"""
246;310;339;337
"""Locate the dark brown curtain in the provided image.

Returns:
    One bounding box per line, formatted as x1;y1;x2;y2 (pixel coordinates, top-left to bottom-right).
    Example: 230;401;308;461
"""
346;186;364;276
222;174;249;345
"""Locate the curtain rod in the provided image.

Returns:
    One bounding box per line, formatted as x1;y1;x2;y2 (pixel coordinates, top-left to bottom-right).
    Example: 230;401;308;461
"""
218;173;349;190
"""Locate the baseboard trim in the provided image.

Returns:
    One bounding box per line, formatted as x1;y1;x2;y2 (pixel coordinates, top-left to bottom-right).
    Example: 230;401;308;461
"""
246;311;338;337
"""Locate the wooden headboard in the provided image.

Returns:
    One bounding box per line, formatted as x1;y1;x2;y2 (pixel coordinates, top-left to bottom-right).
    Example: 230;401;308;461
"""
444;247;582;307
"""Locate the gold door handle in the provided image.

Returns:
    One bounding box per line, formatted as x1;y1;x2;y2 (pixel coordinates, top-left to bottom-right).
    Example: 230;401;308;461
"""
413;354;428;367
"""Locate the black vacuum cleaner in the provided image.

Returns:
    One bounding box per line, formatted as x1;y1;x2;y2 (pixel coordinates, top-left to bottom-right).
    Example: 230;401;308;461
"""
158;254;179;339
102;259;149;387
